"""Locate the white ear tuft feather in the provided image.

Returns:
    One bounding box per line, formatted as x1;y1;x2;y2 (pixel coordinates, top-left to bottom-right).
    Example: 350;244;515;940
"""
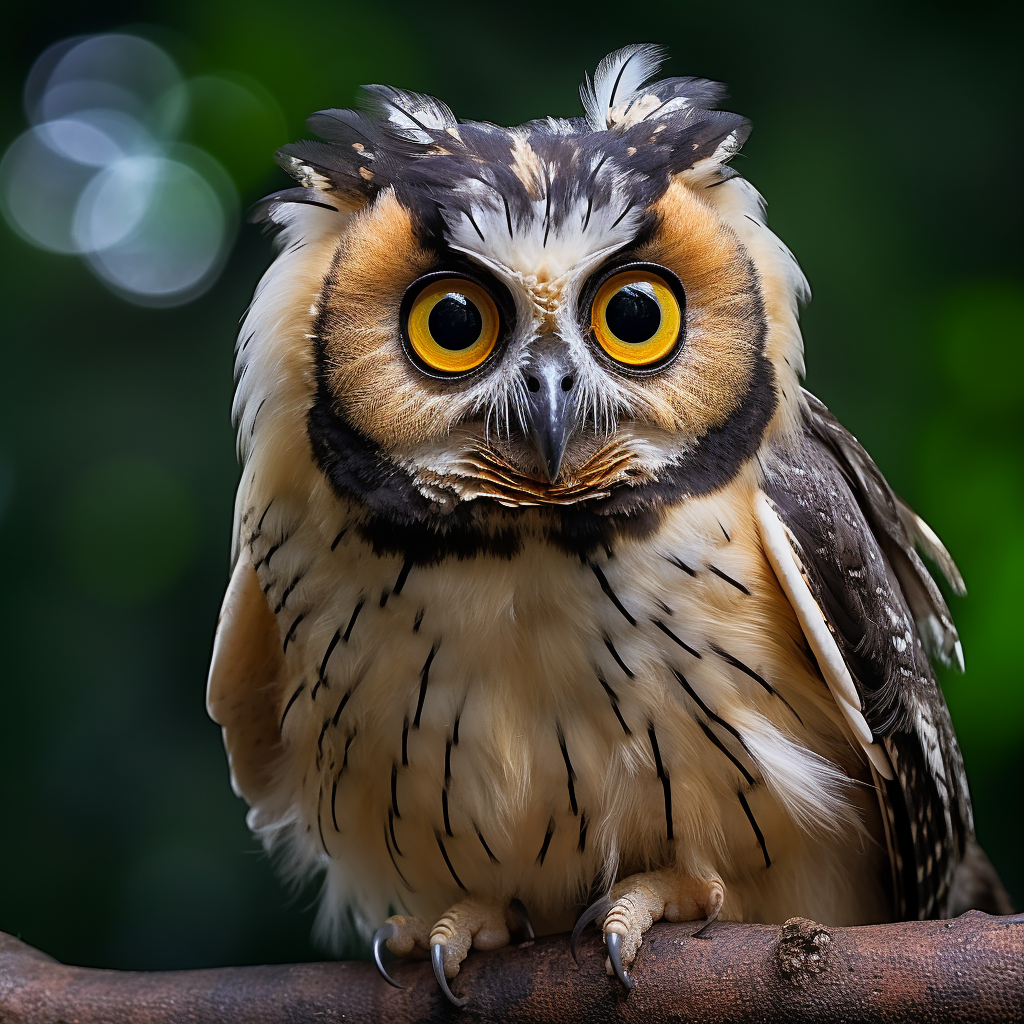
361;85;457;143
580;43;666;131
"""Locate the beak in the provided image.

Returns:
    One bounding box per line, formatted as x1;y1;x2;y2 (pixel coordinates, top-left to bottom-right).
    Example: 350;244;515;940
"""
524;350;576;483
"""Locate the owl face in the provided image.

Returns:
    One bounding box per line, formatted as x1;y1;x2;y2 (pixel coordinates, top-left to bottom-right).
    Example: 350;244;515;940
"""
250;46;806;552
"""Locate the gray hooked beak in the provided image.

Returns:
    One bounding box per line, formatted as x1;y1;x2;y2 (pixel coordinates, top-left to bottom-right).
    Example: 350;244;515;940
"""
524;351;576;483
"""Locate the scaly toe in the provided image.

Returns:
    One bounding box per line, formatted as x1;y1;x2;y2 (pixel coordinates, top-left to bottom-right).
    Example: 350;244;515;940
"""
381;914;430;957
426;898;514;1005
601;869;726;988
371;914;430;991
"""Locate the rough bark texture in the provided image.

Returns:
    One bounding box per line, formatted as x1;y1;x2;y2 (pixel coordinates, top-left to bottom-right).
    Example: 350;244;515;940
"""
1;912;1021;1023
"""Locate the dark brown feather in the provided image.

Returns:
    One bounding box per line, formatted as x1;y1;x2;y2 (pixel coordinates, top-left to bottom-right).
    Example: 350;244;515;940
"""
763;394;987;920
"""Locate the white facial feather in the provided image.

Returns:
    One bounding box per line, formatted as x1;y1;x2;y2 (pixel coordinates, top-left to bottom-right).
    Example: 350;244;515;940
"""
444;161;644;287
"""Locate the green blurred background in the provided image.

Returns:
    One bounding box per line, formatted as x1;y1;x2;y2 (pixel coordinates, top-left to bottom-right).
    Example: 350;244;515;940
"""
0;0;1020;971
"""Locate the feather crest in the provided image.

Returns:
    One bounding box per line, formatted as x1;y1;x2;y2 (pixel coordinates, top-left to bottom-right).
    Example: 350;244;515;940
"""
361;84;457;142
581;44;665;130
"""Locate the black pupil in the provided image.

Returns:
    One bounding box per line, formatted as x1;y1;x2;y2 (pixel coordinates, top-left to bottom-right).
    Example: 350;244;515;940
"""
605;283;661;343
428;293;482;350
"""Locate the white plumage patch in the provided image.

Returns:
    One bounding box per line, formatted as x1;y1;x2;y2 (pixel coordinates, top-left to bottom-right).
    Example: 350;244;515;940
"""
444;149;644;290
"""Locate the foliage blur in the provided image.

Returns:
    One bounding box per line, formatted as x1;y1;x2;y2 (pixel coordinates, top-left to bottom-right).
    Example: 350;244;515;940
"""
0;0;1020;971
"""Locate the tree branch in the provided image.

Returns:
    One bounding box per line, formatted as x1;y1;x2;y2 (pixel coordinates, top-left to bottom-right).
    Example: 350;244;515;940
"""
1;912;1021;1023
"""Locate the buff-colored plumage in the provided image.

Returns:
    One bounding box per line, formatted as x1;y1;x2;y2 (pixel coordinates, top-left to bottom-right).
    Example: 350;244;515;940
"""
208;46;1006;998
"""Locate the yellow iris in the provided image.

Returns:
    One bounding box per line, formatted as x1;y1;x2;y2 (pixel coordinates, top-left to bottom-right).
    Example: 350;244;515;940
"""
590;269;682;367
405;277;499;375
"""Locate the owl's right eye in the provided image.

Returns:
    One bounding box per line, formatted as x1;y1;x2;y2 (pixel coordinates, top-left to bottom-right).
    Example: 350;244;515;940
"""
588;265;683;369
403;276;500;375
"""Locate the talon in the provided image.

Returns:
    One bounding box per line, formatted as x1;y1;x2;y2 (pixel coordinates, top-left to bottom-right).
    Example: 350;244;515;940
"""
605;931;633;990
508;898;535;940
690;881;724;938
570;895;611;965
372;922;404;989
431;942;466;1007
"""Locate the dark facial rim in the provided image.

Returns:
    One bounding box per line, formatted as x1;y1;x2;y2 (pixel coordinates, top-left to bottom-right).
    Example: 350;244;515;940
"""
579;260;687;376
399;267;515;381
306;314;776;561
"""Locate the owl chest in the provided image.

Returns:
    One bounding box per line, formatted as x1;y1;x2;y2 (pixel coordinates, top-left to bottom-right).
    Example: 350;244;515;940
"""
255;499;833;915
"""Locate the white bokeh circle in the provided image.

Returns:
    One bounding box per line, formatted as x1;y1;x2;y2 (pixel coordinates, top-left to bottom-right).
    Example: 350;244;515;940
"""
3;32;241;307
82;150;235;303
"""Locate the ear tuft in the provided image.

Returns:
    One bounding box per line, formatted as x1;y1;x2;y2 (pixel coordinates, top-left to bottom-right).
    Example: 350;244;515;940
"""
360;84;458;142
581;43;666;130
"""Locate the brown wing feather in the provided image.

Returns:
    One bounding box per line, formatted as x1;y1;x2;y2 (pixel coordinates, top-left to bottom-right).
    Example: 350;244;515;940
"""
207;556;288;807
762;394;975;920
801;391;964;667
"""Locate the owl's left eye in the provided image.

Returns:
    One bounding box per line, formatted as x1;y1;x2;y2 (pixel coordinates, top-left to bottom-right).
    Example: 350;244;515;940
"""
589;266;683;368
403;276;500;375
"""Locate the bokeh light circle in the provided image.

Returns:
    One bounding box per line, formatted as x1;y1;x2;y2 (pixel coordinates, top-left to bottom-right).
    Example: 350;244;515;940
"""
28;34;181;126
3;32;241;307
0;127;99;253
81;155;230;302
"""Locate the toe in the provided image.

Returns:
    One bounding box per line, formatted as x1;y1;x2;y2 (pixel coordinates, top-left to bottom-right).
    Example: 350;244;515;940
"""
664;876;725;924
601;869;727;986
429;898;512;979
605;931;634;990
373;915;430;991
382;914;430;957
425;898;515;1005
604;879;663;972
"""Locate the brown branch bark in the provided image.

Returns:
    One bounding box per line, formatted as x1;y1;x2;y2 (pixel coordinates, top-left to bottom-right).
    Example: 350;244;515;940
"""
1;912;1021;1023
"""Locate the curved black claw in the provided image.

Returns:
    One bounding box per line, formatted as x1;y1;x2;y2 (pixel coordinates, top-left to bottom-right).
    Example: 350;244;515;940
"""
372;922;404;989
570;895;612;966
431;942;467;1008
605;931;634;991
508;897;535;940
691;912;719;940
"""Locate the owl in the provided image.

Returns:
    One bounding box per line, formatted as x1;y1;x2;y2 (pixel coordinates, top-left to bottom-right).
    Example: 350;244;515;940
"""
207;45;1009;1003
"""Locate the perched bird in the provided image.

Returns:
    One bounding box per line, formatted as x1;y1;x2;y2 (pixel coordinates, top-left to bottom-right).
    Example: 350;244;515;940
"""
207;45;1009;1002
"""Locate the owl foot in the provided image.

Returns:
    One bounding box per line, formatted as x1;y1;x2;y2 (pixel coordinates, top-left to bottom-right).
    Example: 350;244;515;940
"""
571;869;725;990
374;899;525;1005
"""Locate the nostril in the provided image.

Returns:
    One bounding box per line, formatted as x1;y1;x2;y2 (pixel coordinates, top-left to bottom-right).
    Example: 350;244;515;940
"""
526;376;541;393
560;375;574;392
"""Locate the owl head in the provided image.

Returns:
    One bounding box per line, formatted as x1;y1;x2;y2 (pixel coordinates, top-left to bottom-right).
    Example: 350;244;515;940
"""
233;45;808;557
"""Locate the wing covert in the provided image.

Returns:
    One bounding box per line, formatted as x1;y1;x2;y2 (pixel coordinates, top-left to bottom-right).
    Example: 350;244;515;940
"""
207;555;289;809
757;394;973;920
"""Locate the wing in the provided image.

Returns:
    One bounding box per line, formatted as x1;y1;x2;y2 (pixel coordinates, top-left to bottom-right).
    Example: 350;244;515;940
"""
207;555;289;811
754;391;972;920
